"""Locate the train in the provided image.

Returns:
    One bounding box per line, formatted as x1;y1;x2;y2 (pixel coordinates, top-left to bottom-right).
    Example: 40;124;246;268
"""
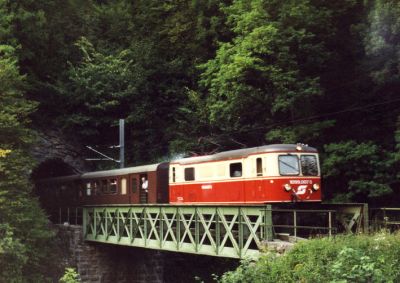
35;144;321;213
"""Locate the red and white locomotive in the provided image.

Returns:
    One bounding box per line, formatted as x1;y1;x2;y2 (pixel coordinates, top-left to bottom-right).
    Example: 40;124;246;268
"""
169;144;320;204
36;144;321;210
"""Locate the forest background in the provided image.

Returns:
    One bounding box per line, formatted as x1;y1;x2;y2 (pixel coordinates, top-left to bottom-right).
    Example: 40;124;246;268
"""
1;0;400;281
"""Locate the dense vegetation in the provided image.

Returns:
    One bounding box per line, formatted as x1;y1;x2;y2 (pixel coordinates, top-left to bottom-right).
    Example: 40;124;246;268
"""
218;232;400;282
0;45;56;281
1;0;400;281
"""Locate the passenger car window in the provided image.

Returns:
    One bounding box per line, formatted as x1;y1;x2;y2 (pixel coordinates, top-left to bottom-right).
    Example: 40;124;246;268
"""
109;179;118;194
101;180;108;194
121;178;127;195
93;181;100;195
86;182;91;196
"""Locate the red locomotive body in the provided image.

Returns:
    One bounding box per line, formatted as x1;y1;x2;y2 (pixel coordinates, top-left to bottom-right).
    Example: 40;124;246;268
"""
35;144;321;208
169;144;321;204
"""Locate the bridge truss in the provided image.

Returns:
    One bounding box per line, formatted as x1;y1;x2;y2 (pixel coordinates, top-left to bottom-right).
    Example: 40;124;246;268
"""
83;205;273;259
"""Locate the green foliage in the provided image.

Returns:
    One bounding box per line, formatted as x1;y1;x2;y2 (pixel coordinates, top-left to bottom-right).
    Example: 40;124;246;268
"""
219;233;400;283
0;45;36;146
330;247;385;282
193;0;358;148
5;0;92;81
59;268;81;283
364;0;400;85
0;224;27;282
322;141;396;201
0;46;54;282
58;37;151;139
170;89;214;154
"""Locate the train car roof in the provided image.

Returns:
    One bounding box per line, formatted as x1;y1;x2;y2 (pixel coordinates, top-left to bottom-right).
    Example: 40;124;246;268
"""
170;144;317;165
81;163;163;179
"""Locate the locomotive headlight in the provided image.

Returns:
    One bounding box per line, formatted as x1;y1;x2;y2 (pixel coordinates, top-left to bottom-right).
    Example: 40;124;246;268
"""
312;184;320;191
284;184;292;192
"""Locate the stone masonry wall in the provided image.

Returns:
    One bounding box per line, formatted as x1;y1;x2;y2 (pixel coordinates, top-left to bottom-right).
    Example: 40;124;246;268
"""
57;225;164;283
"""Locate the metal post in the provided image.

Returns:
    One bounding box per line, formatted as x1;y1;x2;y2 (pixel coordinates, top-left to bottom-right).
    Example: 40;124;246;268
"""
105;210;108;238
216;207;220;255
195;207;199;252
176;207;181;250
144;207;147;246
119;119;125;168
59;207;62;224
82;208;86;236
117;209;120;241
363;203;369;233
328;211;332;237
238;207;243;258
293;210;297;238
263;206;267;239
130;209;133;244
159;207;163;248
263;205;273;241
67;207;70;224
94;210;97;238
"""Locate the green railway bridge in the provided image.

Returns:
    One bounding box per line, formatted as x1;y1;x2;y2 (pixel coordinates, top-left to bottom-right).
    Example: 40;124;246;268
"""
70;203;370;259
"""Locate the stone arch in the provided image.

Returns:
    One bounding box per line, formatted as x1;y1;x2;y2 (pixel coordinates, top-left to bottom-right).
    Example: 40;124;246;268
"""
31;158;80;179
30;129;89;179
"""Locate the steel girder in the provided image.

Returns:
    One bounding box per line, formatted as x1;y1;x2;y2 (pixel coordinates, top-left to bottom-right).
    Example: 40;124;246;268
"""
83;205;273;259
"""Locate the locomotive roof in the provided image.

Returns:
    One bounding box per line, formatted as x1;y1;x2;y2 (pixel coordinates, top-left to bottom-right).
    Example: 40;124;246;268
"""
171;144;317;165
81;163;163;179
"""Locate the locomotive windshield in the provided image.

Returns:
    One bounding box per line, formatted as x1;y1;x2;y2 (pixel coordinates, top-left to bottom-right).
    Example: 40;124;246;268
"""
279;154;319;176
300;155;318;176
278;155;299;175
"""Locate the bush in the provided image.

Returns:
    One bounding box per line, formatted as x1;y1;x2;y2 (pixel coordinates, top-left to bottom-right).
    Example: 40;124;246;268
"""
218;232;400;283
59;268;80;283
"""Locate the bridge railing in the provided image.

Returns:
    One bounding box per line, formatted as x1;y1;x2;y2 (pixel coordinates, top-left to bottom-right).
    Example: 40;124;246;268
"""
370;208;400;231
80;205;343;258
270;208;337;239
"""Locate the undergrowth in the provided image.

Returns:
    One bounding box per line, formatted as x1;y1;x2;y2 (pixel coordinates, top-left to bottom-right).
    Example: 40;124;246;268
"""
218;232;400;283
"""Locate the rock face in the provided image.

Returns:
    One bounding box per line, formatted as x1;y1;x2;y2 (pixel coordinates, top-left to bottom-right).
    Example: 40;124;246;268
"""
31;129;89;176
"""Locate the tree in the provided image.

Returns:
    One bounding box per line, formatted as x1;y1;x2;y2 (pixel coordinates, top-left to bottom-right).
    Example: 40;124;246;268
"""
0;45;53;282
188;0;358;150
322;141;395;202
364;0;400;86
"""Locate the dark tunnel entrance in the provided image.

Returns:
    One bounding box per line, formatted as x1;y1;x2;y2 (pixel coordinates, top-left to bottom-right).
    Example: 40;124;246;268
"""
31;158;80;180
31;159;83;224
